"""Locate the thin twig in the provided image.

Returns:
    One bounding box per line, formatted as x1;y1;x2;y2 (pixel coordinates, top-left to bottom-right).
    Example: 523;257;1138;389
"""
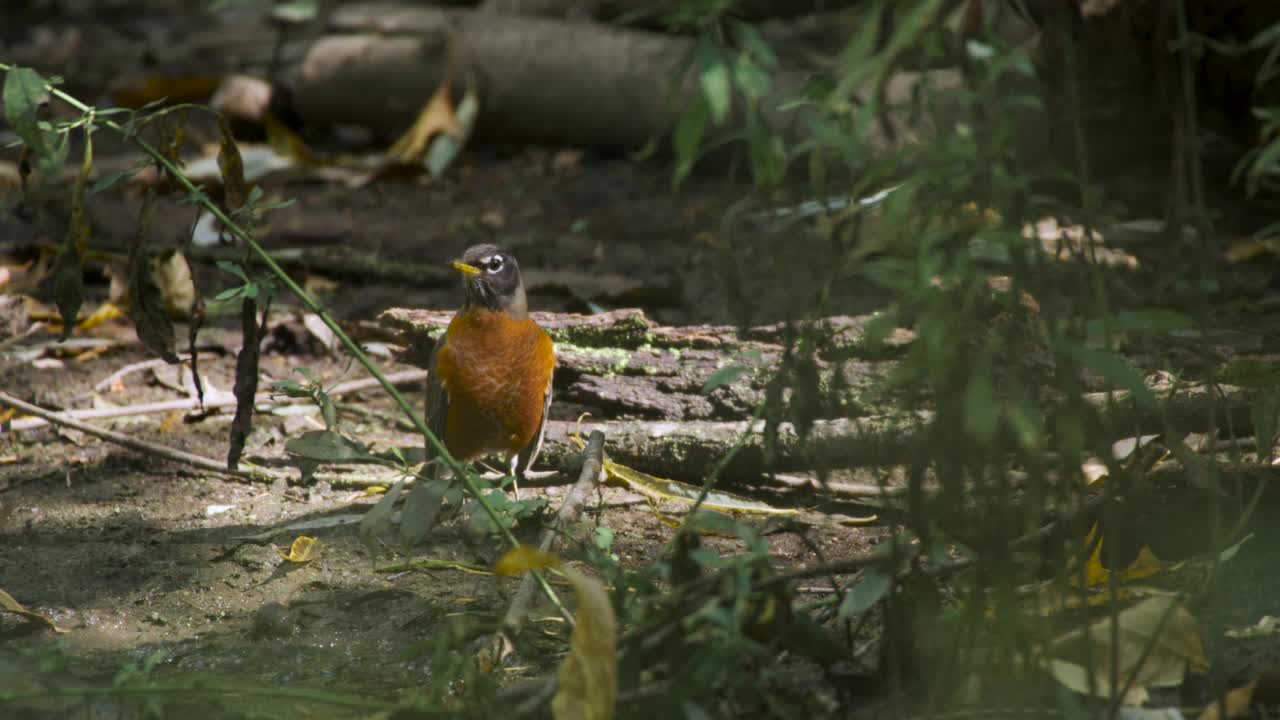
499;430;607;642
8;369;428;431
93;356;190;392
0;390;277;482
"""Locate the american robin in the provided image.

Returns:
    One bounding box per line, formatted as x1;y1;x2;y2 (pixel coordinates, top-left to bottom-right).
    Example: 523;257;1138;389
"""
431;243;555;473
401;244;555;543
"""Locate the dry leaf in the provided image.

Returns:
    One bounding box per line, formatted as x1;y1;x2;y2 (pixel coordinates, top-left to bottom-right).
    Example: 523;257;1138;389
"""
227;296;266;469
1024;217;1138;269
1225;615;1280;639
217;116;248;213
152;250;195;318
1199;677;1258;720
496;546;617;720
386;83;463;166
1225;237;1280;264
280;536;319;562
602;459;794;515
1078;524;1168;588
1047;596;1208;706
128;189;180;362
0;587;68;633
77;302;125;332
1081;0;1122;17
211;74;272;123
54;130;94;339
111;74;221;109
1082;457;1109;484
158;410;184;433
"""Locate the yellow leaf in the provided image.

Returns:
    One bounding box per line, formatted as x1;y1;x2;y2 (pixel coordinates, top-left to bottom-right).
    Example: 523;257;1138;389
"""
603;459;796;516
158;411;184;434
280;536;319;562
1199;677;1258;720
493;547;618;720
0;587;68;633
1046;595;1207;705
495;545;561;575
264;111;320;166
1225;237;1280;264
77;302;125;331
1077;523;1167;588
386;83;463;165
553;564;617;720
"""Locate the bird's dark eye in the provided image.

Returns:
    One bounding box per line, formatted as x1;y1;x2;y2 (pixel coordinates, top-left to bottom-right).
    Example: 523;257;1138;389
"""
484;255;505;273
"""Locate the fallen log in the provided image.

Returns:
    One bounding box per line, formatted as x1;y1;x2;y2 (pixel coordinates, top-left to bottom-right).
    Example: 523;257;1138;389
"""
378;307;1262;480
287;4;961;148
378;306;909;423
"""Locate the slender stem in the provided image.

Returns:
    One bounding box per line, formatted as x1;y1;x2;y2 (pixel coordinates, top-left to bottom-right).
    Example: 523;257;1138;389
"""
676;399;767;534
0;390;276;483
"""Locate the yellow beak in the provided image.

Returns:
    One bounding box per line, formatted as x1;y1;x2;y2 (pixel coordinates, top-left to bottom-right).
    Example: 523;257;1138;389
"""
451;260;482;277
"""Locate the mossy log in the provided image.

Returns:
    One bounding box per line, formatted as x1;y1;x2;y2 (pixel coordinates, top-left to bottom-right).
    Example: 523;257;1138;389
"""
378;307;1259;480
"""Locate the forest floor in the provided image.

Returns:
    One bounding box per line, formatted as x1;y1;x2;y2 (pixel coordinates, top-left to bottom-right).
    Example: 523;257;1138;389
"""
5;2;1280;719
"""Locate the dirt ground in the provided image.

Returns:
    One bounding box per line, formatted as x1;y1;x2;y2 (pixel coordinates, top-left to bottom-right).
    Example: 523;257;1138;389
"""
0;22;881;710
0;318;877;719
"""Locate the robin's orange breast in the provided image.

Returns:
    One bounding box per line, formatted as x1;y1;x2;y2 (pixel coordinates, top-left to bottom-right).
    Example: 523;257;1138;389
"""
434;308;554;462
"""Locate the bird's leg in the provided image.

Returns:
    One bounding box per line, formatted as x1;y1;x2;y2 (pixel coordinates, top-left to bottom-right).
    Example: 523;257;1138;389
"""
508;455;521;500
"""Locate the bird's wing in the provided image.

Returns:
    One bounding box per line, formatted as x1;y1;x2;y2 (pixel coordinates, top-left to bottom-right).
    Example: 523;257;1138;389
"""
515;368;553;479
400;331;451;546
424;331;450;465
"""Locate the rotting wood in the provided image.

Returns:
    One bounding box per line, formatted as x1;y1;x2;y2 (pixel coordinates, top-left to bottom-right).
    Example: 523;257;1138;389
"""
379;307;1262;480
285;6;960;149
378;306;910;424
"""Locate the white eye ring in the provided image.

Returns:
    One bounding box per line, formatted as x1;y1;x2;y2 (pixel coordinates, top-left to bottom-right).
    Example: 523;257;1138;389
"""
485;256;504;272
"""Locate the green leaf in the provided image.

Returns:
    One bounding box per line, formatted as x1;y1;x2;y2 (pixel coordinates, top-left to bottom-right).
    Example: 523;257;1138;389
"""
697;36;731;125
746;113;784;186
3;67;51;157
319;393;337;430
216;260;249;282
400;478;450;546
272;379;309;397
90;166;142;196
285;430;376;463
673;95;710;188
595;526;615;551
213;285;245;302
731;21;777;69
1069;346;1155;406
359;479;404;551
838;565;892;618
732;53;770;101
702;363;747;394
